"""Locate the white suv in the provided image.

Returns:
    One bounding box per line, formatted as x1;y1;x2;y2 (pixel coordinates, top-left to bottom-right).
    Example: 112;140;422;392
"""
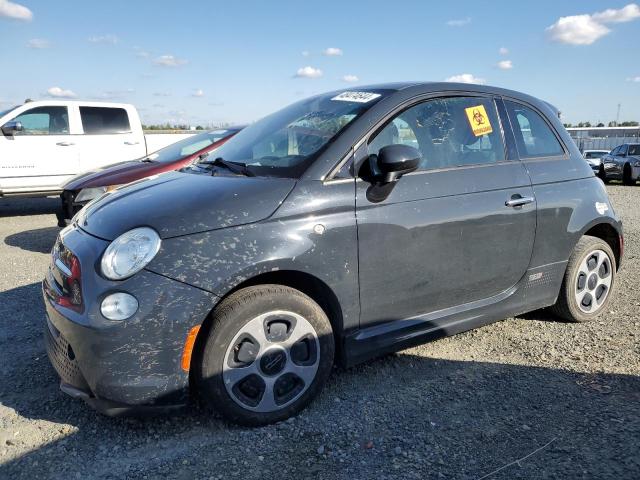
0;101;146;197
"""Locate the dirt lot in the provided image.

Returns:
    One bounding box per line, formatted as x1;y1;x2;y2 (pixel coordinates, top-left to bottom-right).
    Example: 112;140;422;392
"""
0;185;638;480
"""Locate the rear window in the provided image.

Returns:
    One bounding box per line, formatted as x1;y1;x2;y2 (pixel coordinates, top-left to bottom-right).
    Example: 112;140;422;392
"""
80;107;131;134
504;101;565;158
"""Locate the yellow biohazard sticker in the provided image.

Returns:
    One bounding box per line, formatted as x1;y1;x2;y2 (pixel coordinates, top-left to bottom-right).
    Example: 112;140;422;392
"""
465;105;493;137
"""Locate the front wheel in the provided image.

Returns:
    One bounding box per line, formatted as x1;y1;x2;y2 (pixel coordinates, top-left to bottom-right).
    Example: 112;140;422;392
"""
550;235;616;322
623;164;636;186
598;166;608;183
196;285;334;426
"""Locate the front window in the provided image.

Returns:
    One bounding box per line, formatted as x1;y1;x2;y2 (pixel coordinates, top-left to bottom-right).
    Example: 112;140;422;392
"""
148;129;237;163
206;90;388;177
628;145;640;156
11;106;69;135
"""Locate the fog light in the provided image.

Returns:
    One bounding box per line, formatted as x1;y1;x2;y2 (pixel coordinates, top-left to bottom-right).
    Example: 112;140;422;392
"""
101;292;139;321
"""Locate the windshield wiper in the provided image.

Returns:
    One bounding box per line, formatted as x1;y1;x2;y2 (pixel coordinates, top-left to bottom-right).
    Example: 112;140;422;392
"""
207;157;255;177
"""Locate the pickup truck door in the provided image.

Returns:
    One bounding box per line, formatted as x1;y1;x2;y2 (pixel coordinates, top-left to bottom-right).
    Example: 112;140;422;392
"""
77;106;146;171
0;105;79;194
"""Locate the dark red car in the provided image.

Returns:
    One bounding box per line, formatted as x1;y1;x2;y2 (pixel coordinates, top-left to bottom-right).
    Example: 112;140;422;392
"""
57;127;243;226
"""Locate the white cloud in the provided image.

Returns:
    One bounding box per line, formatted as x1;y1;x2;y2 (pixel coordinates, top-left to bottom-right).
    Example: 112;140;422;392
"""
0;0;32;21
592;3;640;22
627;76;640;82
342;74;359;83
295;66;323;78
497;60;513;70
133;46;149;58
27;38;50;49
192;89;205;97
301;50;310;57
323;47;343;56
46;87;77;98
153;54;188;67
445;73;486;84
446;17;471;27
547;3;640;45
88;34;119;45
153;92;171;97
499;47;509;55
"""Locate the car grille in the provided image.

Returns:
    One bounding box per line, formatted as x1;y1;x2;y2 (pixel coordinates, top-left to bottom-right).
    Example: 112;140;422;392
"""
44;317;89;390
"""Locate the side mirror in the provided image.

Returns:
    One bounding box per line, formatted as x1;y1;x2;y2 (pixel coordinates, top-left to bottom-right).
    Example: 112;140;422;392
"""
376;144;421;183
1;120;23;136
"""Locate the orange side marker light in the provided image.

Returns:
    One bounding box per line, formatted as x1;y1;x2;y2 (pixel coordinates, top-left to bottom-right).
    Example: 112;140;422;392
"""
181;325;201;372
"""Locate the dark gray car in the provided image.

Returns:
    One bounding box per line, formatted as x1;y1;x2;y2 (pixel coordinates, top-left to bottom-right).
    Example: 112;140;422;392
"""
601;143;640;184
43;83;623;426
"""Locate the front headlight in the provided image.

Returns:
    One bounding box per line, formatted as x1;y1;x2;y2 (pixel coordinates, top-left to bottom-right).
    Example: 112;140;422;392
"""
75;187;107;203
101;227;161;280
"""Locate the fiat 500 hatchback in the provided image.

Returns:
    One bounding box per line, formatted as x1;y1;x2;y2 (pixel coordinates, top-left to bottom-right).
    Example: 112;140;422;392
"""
43;83;623;426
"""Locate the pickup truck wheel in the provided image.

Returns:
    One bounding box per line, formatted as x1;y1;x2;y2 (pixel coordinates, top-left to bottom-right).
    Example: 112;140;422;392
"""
196;285;334;426
622;164;636;185
550;235;616;322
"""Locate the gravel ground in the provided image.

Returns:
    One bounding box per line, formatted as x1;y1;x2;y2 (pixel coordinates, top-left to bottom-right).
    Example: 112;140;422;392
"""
0;186;638;480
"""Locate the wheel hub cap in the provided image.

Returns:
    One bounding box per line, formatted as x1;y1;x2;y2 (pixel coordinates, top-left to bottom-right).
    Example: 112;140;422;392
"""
575;249;612;314
222;310;320;413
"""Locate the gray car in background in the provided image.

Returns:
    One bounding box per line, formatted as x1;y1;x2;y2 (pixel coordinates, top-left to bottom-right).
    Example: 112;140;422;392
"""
43;82;623;426
601;143;640;185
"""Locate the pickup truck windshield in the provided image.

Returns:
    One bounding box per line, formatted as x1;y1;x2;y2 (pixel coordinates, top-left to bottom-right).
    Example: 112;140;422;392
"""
208;90;388;178
147;129;237;163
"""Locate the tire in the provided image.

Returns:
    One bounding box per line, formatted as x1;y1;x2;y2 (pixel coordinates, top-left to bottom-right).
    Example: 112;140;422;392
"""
622;163;636;186
195;285;334;426
598;166;608;183
550;235;616;322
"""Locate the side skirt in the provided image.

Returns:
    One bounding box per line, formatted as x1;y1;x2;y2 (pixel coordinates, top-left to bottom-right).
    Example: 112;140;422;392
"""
342;261;567;367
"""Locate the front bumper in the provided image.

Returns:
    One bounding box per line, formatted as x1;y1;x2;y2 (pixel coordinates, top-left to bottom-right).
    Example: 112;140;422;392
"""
42;226;218;414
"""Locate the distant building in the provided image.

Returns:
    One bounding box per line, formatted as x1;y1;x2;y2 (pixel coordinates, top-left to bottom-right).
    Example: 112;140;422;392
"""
567;126;640;151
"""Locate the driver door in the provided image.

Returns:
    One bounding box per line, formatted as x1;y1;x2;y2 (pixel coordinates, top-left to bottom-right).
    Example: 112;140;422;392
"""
356;95;536;327
0;105;79;193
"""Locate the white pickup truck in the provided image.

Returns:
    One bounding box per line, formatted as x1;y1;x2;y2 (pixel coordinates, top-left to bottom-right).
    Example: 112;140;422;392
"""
0;100;191;197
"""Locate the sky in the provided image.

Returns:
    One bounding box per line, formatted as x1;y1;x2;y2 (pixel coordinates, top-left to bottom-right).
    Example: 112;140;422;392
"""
0;0;639;126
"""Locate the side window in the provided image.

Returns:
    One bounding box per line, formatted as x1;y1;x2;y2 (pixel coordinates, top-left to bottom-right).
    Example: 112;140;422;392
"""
504;100;564;158
80;107;131;134
12;106;69;135
619;145;628;156
368;96;505;171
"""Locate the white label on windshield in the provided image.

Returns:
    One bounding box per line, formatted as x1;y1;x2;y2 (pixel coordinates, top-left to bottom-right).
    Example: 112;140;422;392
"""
331;92;381;103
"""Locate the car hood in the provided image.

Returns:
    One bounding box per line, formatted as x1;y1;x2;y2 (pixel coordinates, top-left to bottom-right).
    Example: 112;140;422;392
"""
75;171;296;240
64;160;159;190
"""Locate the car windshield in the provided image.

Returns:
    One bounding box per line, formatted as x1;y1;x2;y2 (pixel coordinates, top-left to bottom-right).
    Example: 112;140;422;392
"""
147;129;238;163
206;90;388;178
584;151;608;159
628;145;640;156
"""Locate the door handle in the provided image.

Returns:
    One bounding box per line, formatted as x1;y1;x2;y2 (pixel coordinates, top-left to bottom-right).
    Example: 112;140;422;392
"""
56;141;75;146
505;195;535;208
124;141;140;145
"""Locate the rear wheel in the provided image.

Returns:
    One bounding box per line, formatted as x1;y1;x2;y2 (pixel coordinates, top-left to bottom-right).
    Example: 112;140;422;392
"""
196;285;334;426
550;235;616;322
623;164;636;186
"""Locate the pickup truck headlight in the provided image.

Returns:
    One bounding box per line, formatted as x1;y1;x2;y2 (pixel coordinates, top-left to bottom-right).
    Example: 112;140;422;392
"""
101;227;161;280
